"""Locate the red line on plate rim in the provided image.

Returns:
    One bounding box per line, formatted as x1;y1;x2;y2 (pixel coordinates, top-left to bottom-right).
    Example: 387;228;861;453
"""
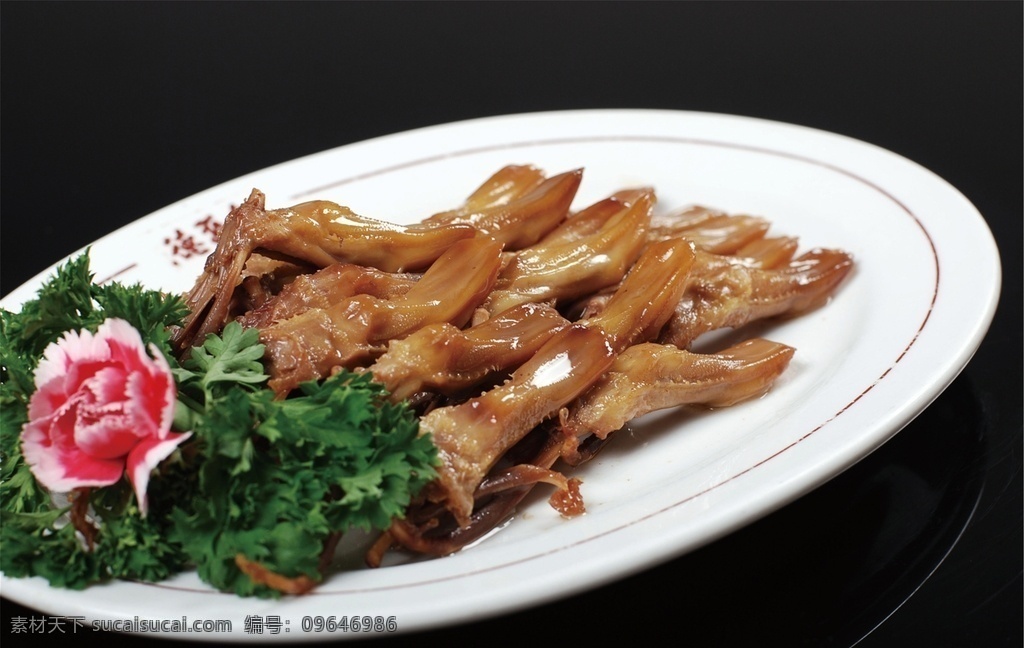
96;264;138;285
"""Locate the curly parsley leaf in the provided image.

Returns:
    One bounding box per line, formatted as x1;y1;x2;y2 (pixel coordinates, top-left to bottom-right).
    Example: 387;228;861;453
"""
172;321;268;433
181;322;267;392
93;280;189;357
0;485;193;588
171;370;437;597
1;253;97;365
0;386;49;513
0;509;103;588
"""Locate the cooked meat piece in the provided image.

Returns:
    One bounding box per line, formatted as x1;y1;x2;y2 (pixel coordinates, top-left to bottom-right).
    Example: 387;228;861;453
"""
538;188;654;246
650;205;770;254
482;189;654;315
733;236;799;269
419;324;616;525
238;263;418;329
173;189;475;351
422;167;582;250
660;247;855;349
431;164;547;213
580;238;697;350
369;302;569;402
261;237;503;395
562;338;796;440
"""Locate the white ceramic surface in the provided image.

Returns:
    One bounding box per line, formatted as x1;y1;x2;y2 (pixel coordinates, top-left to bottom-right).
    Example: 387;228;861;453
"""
0;110;1001;642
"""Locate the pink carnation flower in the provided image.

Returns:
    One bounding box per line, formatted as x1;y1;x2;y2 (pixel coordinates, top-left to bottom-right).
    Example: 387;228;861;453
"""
21;318;190;515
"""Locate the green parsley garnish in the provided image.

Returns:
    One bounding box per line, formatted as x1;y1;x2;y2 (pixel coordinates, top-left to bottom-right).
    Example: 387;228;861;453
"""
0;251;438;596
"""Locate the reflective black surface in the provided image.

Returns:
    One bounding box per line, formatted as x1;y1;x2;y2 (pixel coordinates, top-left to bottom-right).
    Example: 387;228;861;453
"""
2;3;1020;646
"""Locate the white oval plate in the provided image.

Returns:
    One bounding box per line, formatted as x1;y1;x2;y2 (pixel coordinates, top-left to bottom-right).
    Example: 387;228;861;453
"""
0;110;1001;641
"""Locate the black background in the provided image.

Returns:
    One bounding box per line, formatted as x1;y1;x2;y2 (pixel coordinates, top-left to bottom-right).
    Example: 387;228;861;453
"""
1;2;1020;646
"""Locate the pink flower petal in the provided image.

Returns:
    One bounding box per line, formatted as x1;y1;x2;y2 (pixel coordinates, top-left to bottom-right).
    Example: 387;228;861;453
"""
74;404;138;459
126;431;191;516
27;375;70;422
124;369;166;438
148;344;178;437
21;415;124;491
33;327;110;389
82;365;129;405
99;319;151;373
